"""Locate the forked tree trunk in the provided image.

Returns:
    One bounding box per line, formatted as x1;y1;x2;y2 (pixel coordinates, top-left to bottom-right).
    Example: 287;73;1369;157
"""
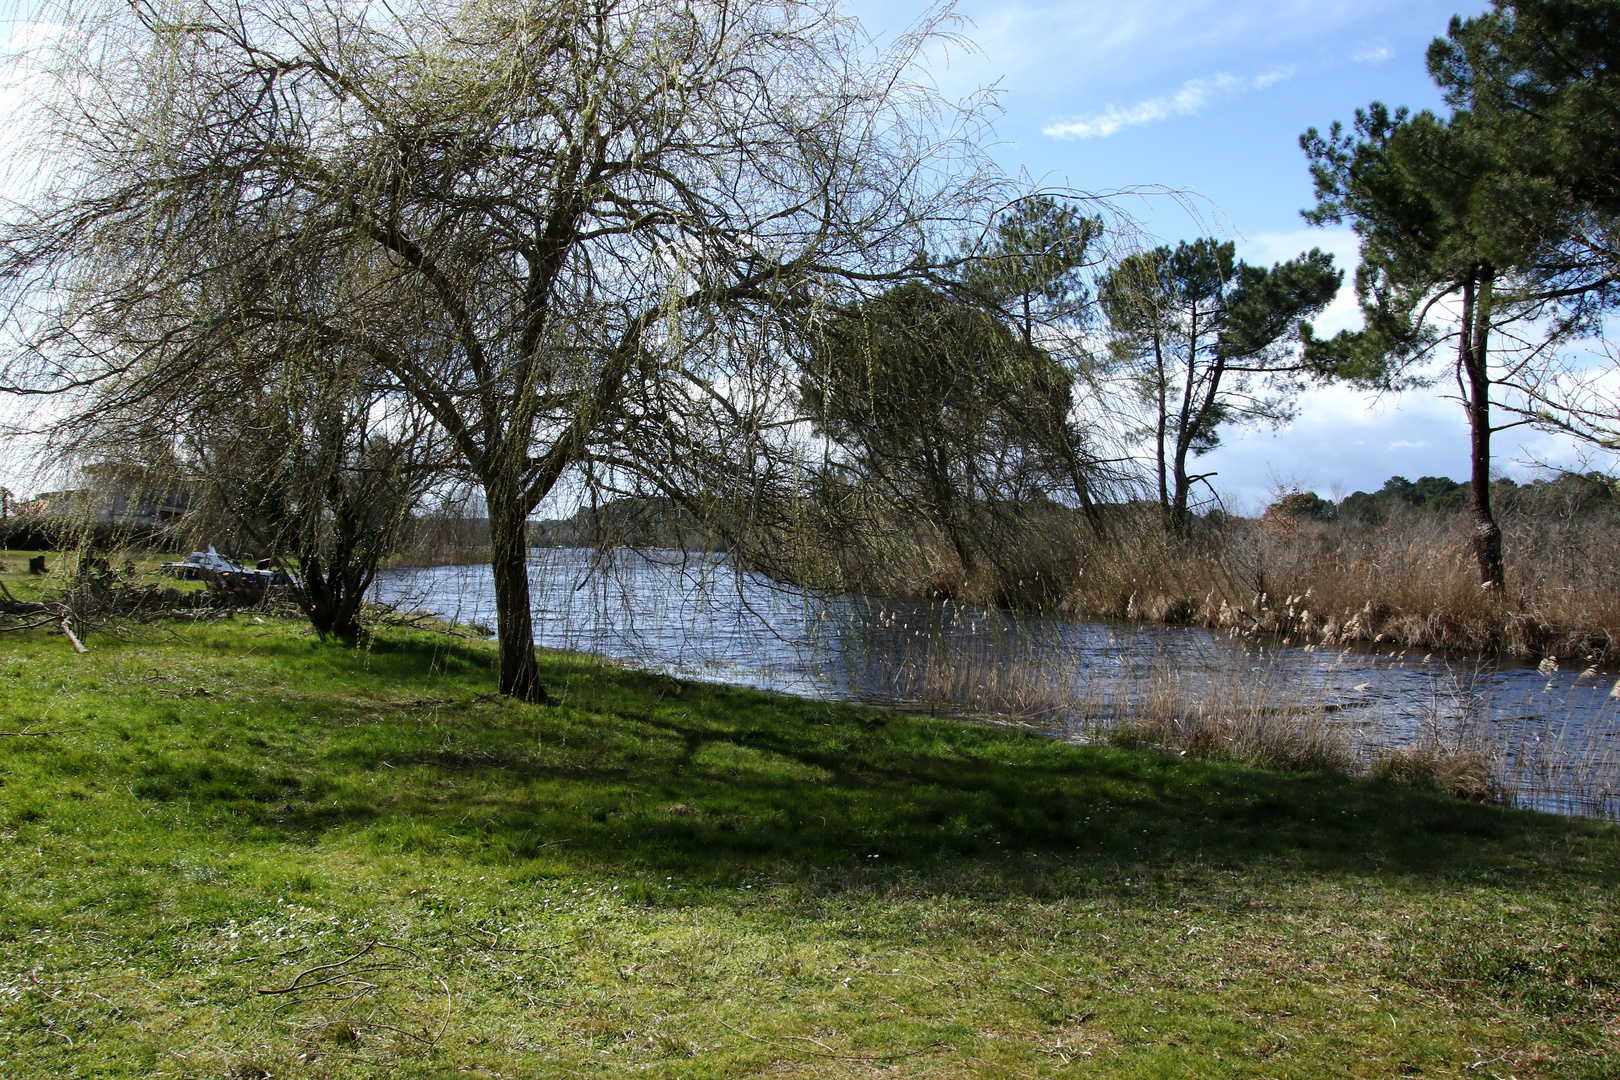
487;490;547;702
299;555;364;640
1460;267;1505;590
1166;318;1201;538
1168;393;1198;538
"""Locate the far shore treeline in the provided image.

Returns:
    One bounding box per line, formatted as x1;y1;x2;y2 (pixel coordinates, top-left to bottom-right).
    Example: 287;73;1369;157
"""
2;0;1619;686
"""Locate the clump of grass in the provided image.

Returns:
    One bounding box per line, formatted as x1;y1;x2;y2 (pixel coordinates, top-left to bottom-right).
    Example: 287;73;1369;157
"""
1099;668;1353;774
871;638;1084;721
1371;741;1503;802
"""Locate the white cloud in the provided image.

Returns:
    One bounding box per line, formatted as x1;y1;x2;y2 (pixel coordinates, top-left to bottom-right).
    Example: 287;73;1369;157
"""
1351;41;1393;64
917;1;1420;77
1203;386;1468;511
1252;65;1299;89
1202;373;1620;511
1043;66;1299;140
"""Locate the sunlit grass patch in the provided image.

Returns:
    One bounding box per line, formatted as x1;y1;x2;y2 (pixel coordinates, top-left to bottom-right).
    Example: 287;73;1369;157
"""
0;618;1616;1077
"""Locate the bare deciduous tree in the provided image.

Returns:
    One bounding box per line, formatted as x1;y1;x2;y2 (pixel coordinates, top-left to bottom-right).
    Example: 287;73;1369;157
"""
0;0;1000;698
191;362;450;640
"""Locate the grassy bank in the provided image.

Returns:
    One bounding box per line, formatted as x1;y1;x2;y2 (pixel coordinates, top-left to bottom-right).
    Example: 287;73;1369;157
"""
0;549;210;604
1;619;1618;1078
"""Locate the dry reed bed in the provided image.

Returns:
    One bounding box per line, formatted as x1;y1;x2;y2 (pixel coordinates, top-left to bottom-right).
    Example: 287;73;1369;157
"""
1049;506;1620;664
819;500;1620;664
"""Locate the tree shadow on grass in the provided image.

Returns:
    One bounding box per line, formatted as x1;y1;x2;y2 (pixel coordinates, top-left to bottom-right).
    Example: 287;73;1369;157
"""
135;637;1620;896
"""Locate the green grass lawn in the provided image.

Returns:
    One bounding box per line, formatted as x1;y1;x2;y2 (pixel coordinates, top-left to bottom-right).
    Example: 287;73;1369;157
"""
0;616;1616;1078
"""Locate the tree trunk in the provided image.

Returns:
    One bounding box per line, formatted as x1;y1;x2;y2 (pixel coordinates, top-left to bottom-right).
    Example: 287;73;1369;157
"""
1460;267;1505;590
1050;423;1103;532
938;495;977;576
487;491;548;702
1168;323;1201;538
1153;328;1169;514
299;555;341;637
1169;456;1191;537
923;446;977;575
1068;459;1104;532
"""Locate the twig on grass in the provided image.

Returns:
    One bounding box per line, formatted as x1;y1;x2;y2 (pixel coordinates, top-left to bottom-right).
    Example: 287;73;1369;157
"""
230;944;312;966
0;616;57;635
256;941;389;995
0;724;74;737
1018;949;1069;982
59;619;86;652
458;923;561;956
254;940;452;1048
1467;1050;1514;1071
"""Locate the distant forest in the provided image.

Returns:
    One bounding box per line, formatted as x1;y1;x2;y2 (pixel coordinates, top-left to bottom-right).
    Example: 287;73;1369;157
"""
1270;472;1617;524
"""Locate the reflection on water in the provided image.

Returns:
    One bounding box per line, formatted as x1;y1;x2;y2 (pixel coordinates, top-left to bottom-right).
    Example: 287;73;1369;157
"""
374;547;1620;819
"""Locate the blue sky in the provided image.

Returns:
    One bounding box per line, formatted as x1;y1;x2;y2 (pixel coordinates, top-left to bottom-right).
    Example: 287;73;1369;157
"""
856;0;1455;238
854;0;1614;509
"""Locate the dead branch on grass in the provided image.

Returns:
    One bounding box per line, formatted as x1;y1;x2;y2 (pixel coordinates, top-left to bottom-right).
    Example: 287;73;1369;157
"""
254;940;452;1050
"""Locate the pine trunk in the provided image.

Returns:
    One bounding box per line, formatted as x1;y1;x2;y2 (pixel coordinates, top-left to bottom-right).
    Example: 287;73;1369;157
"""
1169;461;1191;537
1460;268;1505;590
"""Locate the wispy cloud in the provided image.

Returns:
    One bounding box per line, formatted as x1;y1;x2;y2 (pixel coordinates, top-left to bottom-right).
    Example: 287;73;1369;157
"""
1042;67;1296;140
1252;64;1298;89
1351;41;1393;64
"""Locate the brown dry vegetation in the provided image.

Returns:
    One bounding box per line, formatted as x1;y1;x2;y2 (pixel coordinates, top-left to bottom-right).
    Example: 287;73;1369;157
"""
814;492;1620;666
1081;504;1620;664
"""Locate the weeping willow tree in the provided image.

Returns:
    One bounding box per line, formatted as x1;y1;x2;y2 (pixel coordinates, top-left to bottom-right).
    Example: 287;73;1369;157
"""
190;362;450;640
0;0;1004;699
44;331;451;638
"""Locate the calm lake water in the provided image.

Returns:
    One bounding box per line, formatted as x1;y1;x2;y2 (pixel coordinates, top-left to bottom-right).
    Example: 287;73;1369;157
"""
374;547;1620;818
